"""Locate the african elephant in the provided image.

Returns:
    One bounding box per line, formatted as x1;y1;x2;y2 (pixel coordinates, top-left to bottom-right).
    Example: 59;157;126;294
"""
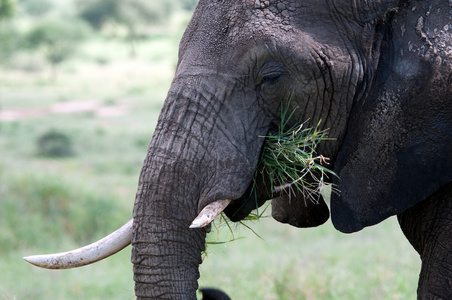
25;0;452;299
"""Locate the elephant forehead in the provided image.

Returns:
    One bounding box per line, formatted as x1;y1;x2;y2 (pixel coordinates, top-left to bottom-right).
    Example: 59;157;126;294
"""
228;2;296;38
181;0;334;64
224;2;342;57
226;0;323;42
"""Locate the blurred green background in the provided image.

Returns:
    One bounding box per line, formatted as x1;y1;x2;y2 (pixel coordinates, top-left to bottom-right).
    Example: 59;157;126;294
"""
0;1;420;299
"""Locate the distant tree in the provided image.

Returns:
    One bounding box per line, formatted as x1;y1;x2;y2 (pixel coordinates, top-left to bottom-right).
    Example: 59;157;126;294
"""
0;25;19;63
77;0;117;30
0;0;16;64
18;0;53;16
118;0;175;56
26;19;90;79
77;0;175;56
0;0;14;21
180;0;197;11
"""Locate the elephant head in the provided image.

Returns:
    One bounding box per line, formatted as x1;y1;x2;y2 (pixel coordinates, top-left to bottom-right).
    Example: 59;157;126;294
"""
25;0;452;299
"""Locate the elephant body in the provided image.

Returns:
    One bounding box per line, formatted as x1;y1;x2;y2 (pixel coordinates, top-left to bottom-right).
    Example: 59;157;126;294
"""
131;0;452;298
108;0;452;298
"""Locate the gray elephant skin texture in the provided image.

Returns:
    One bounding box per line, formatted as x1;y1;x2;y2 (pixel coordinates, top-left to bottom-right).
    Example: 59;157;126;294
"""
130;0;452;299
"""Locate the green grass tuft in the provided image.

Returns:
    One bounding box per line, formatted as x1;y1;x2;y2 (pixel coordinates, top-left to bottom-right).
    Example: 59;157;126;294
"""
205;105;338;249
256;104;338;204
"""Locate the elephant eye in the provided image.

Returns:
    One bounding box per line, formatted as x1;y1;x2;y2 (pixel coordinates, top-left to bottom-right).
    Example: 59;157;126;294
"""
257;62;285;88
262;72;282;85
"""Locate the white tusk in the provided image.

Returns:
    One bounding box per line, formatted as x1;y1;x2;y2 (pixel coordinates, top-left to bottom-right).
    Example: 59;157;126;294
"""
189;199;232;228
24;219;133;269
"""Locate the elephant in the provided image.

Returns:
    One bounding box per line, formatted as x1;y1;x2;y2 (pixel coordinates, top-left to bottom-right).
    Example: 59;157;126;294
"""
24;0;452;299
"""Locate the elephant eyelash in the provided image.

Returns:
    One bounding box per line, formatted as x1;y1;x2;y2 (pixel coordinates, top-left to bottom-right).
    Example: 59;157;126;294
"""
257;61;286;87
255;72;285;92
261;72;282;85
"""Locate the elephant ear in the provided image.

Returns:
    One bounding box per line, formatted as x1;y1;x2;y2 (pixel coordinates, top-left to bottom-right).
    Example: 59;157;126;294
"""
271;189;330;228
330;10;452;232
331;87;452;232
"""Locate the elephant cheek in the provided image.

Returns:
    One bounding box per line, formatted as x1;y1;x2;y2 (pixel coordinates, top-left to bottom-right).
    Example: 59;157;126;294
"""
271;191;330;228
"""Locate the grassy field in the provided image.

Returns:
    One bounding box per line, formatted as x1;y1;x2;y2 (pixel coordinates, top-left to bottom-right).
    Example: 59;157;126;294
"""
0;13;421;300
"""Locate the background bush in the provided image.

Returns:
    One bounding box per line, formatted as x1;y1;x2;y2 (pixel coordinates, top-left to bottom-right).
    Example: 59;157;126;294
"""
36;130;74;157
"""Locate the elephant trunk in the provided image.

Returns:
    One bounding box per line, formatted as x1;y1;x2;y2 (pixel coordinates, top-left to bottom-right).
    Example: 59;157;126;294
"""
131;109;211;298
132;158;206;299
132;216;205;298
131;79;266;298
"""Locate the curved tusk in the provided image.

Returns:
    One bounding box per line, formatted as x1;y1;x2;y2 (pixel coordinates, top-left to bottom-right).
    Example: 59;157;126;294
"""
24;219;133;269
189;199;232;228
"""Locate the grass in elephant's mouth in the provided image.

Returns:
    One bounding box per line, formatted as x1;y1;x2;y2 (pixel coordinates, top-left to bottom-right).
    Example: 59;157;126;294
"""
204;106;338;256
255;104;338;205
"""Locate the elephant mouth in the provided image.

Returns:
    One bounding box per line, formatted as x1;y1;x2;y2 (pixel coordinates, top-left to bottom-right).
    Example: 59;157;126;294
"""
190;177;273;228
192;166;331;230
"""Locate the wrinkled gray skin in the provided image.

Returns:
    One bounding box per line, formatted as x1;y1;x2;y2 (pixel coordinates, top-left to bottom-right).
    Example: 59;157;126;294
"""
132;0;451;299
